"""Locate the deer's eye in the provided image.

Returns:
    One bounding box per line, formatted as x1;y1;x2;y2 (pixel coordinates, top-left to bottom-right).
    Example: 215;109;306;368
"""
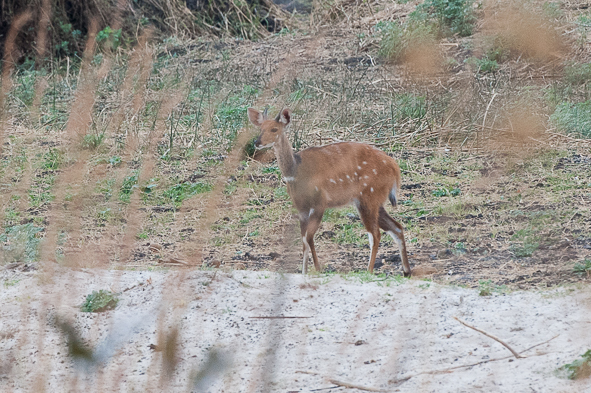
270;128;278;133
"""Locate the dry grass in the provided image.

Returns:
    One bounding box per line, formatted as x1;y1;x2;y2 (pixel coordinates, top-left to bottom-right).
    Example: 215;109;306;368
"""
1;0;591;390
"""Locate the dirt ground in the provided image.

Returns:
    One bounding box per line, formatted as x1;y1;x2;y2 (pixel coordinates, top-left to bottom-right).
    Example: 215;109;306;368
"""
1;265;590;392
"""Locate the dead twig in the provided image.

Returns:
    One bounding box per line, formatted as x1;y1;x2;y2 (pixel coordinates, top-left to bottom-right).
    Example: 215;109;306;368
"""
388;335;559;385
453;317;523;359
296;370;386;392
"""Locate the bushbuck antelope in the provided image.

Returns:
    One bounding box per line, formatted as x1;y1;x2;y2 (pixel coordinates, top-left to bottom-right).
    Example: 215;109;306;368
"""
248;107;411;276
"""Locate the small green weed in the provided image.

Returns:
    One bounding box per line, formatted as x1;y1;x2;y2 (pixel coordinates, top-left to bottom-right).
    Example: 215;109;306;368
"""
120;172;139;202
556;350;591;380
42;148;62;171
478;279;507;296
467;56;499;73
573;259;591;277
82;133;106;149
80;289;119;312
3;279;21;287
432;187;461;197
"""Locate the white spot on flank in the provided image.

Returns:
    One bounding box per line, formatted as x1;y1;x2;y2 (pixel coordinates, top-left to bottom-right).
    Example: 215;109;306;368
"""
363;183;367;187
364;175;369;179
383;160;387;164
339;178;343;182
354;172;358;176
362;161;367;165
308;208;315;217
357;166;362;170
360;191;363;195
370;187;374;192
373;169;377;175
284;176;295;182
346;175;350;179
330;179;337;184
315;186;319;192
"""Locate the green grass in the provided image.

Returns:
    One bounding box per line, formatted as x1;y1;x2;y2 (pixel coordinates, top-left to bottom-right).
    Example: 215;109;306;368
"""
478;279;507;296
376;20;436;62
82;133;106;149
162;182;212;205
342;271;407;283
0;224;43;263
550;101;591;138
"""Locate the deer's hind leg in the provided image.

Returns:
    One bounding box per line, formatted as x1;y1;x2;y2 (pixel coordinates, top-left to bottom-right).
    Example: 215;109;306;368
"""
378;206;411;277
299;207;324;274
355;201;382;273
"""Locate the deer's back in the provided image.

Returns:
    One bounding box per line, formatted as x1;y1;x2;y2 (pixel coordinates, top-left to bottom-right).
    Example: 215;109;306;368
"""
289;142;400;210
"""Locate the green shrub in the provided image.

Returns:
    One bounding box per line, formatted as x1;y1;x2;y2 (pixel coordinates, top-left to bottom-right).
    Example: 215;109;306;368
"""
467;57;499;73
556;350;591;380
412;0;477;37
550;101;591;138
80;290;119;312
376;20;436;62
573;259;591;277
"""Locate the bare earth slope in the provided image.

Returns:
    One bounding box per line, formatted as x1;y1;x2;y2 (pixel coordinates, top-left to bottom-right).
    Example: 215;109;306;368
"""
1;266;590;392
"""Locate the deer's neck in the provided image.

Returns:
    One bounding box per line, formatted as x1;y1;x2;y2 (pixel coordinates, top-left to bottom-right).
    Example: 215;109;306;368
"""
274;133;298;179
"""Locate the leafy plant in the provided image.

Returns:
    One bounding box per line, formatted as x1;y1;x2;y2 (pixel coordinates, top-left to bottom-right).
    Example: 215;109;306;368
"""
120;172;139;202
432;187;461;197
467;56;499;73
80;290;119;312
96;26;122;50
573;259;591;277
556;350;591;380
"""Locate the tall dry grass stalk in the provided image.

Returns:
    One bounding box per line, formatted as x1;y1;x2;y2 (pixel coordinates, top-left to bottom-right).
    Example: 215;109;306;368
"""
0;11;32;146
118;82;190;264
39;19;100;266
31;0;52;124
483;1;565;64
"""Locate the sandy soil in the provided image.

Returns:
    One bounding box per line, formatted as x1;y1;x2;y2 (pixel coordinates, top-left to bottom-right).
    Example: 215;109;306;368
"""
1;264;591;392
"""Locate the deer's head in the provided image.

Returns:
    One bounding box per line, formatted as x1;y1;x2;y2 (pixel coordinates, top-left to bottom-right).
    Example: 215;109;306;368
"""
248;107;291;149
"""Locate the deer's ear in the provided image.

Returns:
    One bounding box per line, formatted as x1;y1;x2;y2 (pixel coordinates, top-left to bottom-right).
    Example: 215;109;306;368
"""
248;108;264;126
279;108;291;125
